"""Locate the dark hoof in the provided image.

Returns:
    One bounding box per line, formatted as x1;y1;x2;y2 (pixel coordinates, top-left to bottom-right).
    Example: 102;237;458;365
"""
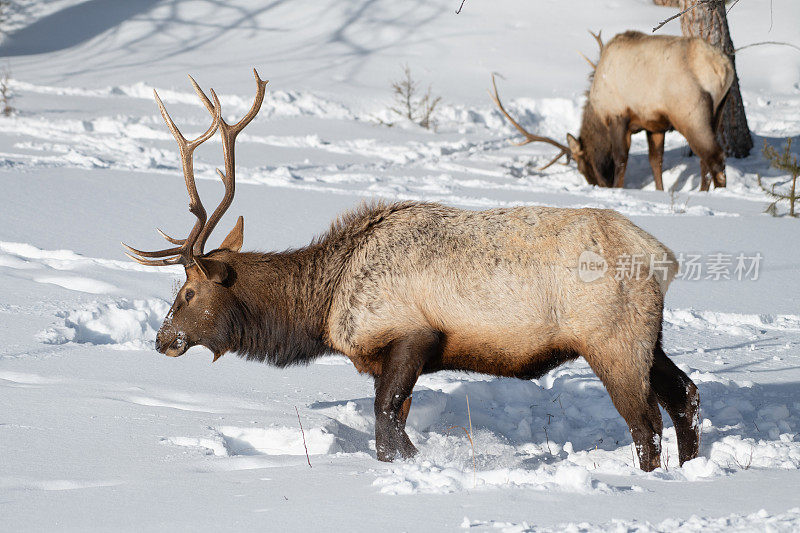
639;457;661;472
376;450;395;462
376;434;417;462
399;442;418;460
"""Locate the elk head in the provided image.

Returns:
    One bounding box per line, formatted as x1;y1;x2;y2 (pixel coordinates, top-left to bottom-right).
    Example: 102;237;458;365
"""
123;69;268;362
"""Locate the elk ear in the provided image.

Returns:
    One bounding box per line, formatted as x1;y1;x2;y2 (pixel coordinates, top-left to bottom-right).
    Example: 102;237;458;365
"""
219;216;244;252
194;257;229;284
567;134;583;157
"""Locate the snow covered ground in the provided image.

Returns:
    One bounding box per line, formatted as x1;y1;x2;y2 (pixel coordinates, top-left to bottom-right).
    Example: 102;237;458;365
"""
1;0;799;531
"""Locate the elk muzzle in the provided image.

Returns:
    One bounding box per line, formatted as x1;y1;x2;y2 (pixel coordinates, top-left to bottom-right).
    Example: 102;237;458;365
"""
155;326;190;357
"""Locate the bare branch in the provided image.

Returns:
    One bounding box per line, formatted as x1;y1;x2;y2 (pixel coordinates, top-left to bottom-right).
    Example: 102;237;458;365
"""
735;41;800;54
652;0;722;33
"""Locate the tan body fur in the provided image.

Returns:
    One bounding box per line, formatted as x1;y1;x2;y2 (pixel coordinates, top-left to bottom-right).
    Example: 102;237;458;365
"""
327;203;675;381
592;32;732;132
318;203;693;471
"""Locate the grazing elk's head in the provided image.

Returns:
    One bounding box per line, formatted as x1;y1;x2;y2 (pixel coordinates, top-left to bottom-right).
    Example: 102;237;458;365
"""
566;128;614;188
123;69;268;362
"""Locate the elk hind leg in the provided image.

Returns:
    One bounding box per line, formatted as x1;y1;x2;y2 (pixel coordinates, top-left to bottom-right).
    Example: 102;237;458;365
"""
650;336;700;465
373;330;440;461
678;96;726;191
585;346;663;472
646;131;665;191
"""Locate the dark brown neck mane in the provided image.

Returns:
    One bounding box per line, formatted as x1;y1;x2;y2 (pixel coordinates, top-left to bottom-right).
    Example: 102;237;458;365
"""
209;202;411;366
219;246;335;366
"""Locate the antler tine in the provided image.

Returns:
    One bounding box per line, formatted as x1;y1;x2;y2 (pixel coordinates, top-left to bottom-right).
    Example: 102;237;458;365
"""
578;51;597;70
227;69;269;137
122;249;183;266
539;149;572;171
121;241;182;258
156;228;185;245
153;89;187;144
488;74;572;168
123;250;183;267
194;69;268;256
153;87;219;150
590;30;604;53
188;74;215;115
123;83;221;266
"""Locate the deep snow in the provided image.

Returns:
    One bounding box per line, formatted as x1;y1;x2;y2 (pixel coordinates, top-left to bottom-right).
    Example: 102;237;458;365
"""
1;1;800;531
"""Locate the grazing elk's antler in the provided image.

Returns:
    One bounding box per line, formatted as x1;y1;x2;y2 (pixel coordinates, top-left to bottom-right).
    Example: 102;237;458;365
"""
122;69;268;265
579;30;605;70
488;74;572;170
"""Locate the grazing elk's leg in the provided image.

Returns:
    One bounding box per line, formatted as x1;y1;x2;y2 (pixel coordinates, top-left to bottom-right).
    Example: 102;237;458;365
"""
584;347;663;472
699;159;712;192
677;96;726;191
650;337;700;465
646;131;665;191
609;118;631;188
711;92;729;189
373;331;441;462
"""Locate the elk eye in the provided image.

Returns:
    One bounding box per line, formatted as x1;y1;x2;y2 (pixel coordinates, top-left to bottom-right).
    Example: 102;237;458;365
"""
185;289;195;302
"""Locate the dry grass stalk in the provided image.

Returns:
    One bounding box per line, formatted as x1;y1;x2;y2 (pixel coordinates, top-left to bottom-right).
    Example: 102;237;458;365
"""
732;447;754;470
447;394;476;486
543;425;552;455
295;406;312;468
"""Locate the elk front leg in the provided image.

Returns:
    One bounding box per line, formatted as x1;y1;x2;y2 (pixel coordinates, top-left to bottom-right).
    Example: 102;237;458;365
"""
609;118;632;188
374;331;440;462
646;131;665;191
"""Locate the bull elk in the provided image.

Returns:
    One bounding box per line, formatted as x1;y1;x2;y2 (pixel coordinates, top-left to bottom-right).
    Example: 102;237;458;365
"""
491;30;734;191
124;70;701;472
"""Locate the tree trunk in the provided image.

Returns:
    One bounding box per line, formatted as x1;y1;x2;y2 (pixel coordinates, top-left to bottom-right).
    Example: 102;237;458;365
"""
653;0;680;7
678;0;753;158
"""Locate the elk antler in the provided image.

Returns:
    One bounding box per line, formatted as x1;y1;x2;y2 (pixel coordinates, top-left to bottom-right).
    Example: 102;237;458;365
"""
123;70;268;266
488;74;572;170
191;69;268;256
590;30;604;54
579;30;604;70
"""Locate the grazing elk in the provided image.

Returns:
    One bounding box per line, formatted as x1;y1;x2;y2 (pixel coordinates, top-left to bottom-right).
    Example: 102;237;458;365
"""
491;30;734;191
124;70;701;472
